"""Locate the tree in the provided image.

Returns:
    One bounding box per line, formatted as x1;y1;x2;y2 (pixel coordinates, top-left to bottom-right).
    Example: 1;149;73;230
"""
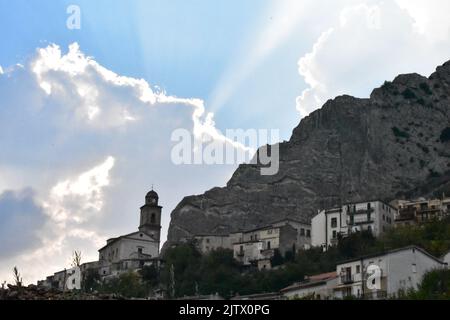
81;269;101;293
140;265;159;288
71;250;82;267
98;271;147;298
398;269;450;300
12;266;22;287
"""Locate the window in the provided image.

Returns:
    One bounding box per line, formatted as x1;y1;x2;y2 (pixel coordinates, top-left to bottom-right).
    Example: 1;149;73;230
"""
140;233;143;237
206;238;210;243
267;241;271;250
332;230;337;239
268;229;273;234
138;248;143;254
356;265;361;274
306;230;311;237
72;279;75;285
151;213;156;224
300;228;305;236
383;215;385;221
331;217;337;228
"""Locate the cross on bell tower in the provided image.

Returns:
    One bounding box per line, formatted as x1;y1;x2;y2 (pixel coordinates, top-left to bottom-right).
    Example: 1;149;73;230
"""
139;188;162;243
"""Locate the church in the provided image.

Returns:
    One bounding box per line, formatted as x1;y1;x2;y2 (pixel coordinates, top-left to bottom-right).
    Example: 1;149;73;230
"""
38;189;164;289
97;189;162;277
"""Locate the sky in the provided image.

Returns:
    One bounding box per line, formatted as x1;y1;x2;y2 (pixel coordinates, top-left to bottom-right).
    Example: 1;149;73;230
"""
1;0;450;284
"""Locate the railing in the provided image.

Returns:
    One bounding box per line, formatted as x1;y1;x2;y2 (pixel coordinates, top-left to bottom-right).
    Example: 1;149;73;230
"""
340;274;354;285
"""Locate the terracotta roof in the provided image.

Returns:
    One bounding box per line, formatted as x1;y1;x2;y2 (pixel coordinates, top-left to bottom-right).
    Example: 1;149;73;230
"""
308;271;337;281
280;271;337;293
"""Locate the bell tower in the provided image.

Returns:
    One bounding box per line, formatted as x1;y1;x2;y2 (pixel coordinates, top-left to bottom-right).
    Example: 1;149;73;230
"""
139;189;162;242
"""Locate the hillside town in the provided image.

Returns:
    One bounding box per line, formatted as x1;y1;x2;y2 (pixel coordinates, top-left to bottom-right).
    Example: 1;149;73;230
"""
30;189;450;300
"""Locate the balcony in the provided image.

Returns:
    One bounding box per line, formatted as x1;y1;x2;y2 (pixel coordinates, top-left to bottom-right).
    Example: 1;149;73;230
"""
340;274;354;285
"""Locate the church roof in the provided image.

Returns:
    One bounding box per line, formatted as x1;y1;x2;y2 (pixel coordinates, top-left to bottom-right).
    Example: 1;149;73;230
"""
98;230;158;252
146;190;158;199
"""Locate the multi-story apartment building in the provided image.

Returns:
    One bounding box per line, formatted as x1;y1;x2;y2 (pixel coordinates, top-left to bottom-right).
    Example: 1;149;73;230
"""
333;246;446;299
394;196;450;226
312;200;396;249
233;223;299;270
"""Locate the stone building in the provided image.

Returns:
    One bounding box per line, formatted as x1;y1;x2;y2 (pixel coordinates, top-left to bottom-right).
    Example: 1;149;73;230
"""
98;189;162;277
394;196;450;226
233;223;299;270
191;234;231;254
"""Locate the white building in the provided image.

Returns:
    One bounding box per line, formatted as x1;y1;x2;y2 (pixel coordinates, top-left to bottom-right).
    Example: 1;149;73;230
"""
98;190;162;277
65;267;81;290
334;246;446;299
233;223;299;269
442;251;450;266
281;272;338;300
42;267;81;291
191;234;231;254
312;200;396;249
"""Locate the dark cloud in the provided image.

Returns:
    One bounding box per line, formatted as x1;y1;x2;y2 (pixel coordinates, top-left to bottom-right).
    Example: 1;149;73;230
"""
0;188;47;259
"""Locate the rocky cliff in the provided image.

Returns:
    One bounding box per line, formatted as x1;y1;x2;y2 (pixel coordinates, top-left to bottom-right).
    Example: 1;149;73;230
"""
166;60;450;246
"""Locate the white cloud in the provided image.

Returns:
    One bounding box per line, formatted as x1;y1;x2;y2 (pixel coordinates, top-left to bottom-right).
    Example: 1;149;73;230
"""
44;156;115;224
296;0;450;117
0;65;3;74
396;0;450;41
0;43;246;284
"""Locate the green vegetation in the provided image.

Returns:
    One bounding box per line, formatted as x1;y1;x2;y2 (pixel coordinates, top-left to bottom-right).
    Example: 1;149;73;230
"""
97;271;148;298
402;88;417;100
419;82;433;95
158;218;450;298
79;219;450;299
398;269;450;300
440;127;450;143
392;127;410;139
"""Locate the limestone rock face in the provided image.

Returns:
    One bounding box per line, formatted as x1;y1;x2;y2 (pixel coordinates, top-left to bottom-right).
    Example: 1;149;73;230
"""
165;61;450;246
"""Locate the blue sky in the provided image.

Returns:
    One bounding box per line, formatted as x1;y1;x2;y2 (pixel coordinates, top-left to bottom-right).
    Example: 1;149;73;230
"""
1;0;450;284
0;0;303;138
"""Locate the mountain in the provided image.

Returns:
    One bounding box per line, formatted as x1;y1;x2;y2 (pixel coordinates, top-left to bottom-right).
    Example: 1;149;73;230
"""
165;60;450;246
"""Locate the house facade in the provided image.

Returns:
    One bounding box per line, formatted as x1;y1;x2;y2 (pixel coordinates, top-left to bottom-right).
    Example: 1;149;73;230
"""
233;224;298;269
394;196;450;226
334;246;446;299
312;200;396;249
191;234;231;254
